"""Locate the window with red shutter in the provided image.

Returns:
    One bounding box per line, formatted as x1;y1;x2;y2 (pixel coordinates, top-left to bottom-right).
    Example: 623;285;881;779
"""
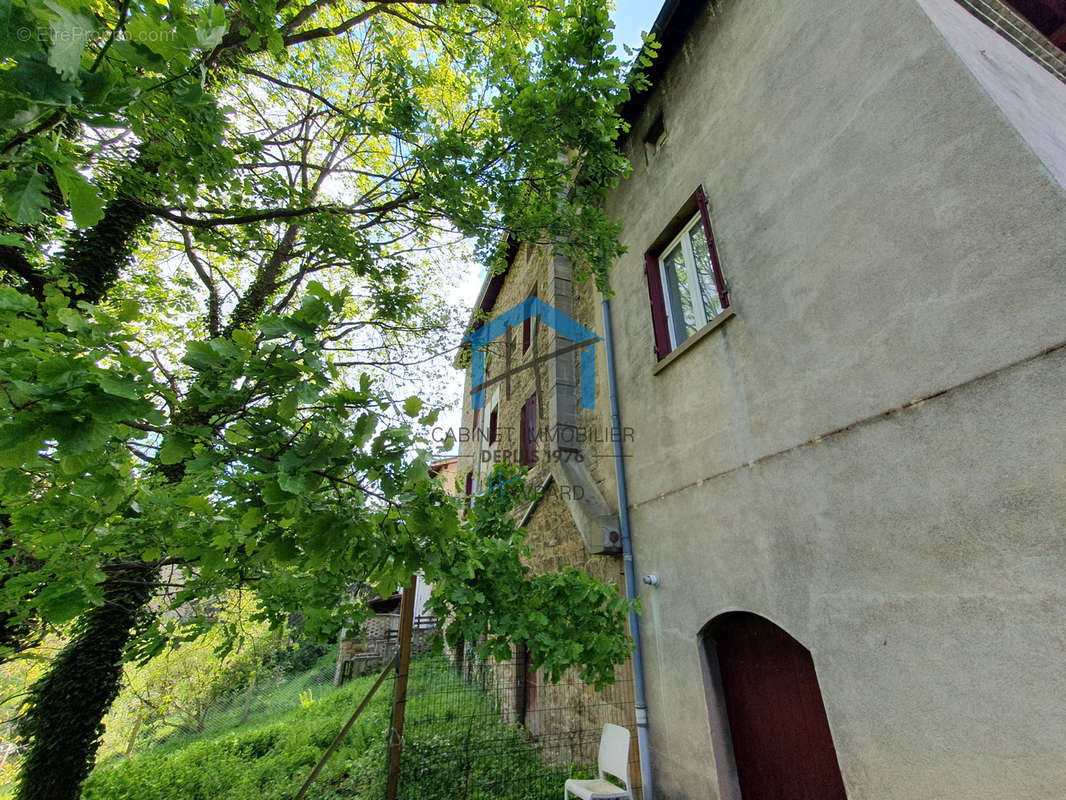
488;407;498;445
519;394;537;467
522;286;537;353
645;185;731;360
644;252;671;360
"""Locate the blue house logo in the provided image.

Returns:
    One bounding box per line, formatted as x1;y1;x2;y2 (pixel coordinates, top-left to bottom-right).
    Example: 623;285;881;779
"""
465;296;600;410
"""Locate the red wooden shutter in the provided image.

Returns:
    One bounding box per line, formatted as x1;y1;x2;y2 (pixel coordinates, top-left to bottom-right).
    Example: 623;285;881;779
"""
523;287;537;352
644;251;672;360
520;394;537;466
696;185;730;310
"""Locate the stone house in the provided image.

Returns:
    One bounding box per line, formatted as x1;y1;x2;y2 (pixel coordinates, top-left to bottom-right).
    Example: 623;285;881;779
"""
457;0;1066;798
455;236;639;772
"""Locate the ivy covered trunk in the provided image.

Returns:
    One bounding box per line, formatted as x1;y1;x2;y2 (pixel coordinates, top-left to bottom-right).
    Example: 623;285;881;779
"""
15;564;155;800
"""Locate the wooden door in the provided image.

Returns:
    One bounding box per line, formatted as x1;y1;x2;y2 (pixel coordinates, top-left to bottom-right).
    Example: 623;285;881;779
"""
706;613;847;800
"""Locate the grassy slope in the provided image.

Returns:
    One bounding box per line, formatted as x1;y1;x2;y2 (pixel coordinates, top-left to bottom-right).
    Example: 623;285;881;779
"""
84;659;393;800
82;655;580;800
117;647;352;758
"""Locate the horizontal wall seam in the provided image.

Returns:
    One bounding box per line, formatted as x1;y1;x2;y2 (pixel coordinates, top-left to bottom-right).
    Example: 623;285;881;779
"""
629;337;1066;511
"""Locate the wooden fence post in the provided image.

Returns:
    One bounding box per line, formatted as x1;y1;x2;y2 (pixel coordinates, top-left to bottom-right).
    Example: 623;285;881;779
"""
385;575;417;800
293;659;394;800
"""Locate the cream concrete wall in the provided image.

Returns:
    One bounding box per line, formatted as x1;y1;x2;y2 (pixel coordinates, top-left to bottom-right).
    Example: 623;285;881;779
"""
600;0;1066;797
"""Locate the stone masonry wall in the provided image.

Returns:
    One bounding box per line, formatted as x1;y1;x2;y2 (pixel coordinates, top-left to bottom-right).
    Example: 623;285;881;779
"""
457;240;639;781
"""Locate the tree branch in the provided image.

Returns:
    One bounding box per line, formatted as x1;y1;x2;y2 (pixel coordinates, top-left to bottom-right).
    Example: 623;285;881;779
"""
181;229;220;336
282;3;387;46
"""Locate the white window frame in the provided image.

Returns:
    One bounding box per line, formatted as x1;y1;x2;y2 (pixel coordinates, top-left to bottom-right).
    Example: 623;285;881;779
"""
658;213;714;349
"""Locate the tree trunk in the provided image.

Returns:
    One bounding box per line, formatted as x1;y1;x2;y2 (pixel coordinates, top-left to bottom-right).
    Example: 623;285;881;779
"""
15;564;154;800
123;715;144;757
238;671;258;725
57;163;155;306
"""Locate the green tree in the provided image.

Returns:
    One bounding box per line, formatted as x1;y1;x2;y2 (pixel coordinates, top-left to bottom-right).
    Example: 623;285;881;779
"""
103;593;278;756
0;1;650;797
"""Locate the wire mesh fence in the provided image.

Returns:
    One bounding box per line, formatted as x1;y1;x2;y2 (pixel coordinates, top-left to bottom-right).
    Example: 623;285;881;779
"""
1;613;637;800
389;640;638;800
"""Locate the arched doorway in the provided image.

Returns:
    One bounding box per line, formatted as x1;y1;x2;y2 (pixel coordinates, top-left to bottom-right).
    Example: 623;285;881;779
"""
701;612;847;800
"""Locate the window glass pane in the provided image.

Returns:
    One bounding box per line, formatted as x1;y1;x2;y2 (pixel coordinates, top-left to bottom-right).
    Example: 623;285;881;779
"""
689;223;723;320
662;240;698;344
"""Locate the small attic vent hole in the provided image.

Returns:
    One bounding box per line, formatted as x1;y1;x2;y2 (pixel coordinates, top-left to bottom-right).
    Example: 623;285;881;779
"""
643;112;667;165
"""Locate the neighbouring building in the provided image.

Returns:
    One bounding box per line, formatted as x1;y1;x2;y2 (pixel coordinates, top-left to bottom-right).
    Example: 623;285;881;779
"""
428;456;460;495
457;0;1066;798
333;460;457;684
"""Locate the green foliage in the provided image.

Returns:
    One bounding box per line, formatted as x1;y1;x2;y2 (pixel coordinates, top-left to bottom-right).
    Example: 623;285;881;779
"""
0;0;644;288
424;464;633;690
0;281;434;644
1;171;50;226
84;676;392;800
0;1;645;795
266;640;329;676
99;594;278;757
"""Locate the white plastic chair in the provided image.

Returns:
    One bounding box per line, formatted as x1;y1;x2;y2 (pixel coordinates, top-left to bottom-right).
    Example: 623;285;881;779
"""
563;723;633;800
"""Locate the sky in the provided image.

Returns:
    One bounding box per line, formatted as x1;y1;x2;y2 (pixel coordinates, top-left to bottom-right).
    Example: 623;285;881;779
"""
429;1;661;458
611;0;659;55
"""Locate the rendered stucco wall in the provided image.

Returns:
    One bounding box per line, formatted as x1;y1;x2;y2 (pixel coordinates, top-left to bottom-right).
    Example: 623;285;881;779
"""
602;0;1066;797
917;0;1066;190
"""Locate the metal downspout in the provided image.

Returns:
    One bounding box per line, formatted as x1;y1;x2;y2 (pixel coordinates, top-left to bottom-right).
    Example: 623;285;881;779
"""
601;291;653;800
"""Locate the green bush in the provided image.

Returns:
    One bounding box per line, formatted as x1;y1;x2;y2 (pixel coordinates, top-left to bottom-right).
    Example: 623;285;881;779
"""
84;673;392;800
267;640;331;675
